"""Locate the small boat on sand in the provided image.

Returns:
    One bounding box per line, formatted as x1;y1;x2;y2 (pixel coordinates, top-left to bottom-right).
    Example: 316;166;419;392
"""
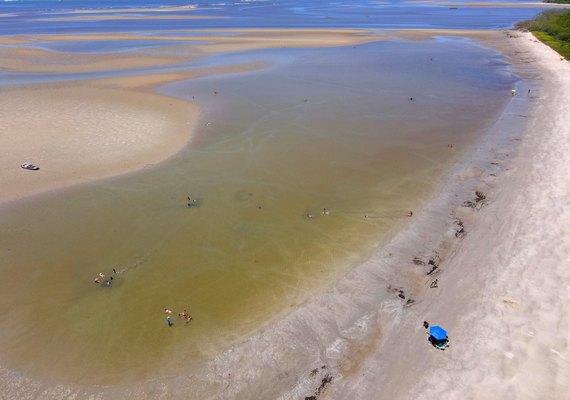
21;163;39;171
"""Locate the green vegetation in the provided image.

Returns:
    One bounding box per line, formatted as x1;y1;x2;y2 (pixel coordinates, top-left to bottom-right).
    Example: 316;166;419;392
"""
544;0;570;4
517;9;570;59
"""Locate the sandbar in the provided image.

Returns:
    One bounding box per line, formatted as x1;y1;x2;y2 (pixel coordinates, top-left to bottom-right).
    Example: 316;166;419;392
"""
0;28;382;204
0;47;196;73
69;5;198;14
0;84;200;205
44;15;223;22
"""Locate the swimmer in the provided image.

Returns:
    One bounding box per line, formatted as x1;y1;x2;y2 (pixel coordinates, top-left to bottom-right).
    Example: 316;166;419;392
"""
99;272;105;278
407;211;413;217
322;208;329;215
165;308;173;315
94;278;100;284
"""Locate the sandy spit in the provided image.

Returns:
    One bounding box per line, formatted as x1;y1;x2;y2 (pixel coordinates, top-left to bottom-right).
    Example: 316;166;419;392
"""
0;29;382;73
0;84;200;205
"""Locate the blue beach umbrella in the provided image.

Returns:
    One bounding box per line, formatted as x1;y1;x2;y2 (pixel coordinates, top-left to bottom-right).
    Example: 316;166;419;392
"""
429;326;447;340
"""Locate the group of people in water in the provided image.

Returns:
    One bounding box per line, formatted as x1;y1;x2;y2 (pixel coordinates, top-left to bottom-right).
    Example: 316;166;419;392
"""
93;268;117;287
165;308;193;327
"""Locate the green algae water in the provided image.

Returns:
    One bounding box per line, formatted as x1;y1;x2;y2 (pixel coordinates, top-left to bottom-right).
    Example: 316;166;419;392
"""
0;38;515;386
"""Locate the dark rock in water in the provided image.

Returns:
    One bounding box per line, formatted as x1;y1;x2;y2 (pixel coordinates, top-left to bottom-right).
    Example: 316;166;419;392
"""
398;292;406;299
427;265;438;275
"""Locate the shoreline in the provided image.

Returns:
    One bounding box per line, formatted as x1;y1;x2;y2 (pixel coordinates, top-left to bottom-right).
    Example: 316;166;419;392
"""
162;30;540;399
116;30;559;399
87;30;544;398
1;29;565;398
327;30;570;399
